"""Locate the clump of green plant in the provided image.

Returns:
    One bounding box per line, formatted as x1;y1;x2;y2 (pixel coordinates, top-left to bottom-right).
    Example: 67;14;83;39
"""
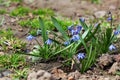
0;29;26;52
19;17;74;36
12;68;28;80
32;8;55;16
0;0;11;7
0;16;4;26
116;71;120;76
0;9;6;15
0;28;13;39
10;0;22;3
10;6;31;17
21;11;119;73
0;54;27;69
19;17;73;30
91;0;100;4
0;37;26;53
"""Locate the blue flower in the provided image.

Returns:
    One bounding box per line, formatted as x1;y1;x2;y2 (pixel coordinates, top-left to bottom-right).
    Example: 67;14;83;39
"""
64;41;70;46
114;30;120;35
68;25;74;32
94;23;99;27
26;35;35;41
77;53;85;60
109;44;116;51
77;25;82;32
71;34;80;42
45;39;53;45
71;29;79;35
107;17;112;21
79;17;85;22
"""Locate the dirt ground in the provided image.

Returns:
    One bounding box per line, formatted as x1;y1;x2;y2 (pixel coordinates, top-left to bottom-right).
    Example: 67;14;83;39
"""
23;0;120;19
0;0;120;80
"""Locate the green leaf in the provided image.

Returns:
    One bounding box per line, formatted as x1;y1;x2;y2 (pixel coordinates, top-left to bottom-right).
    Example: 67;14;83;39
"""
79;19;88;30
0;16;4;26
116;24;120;31
73;29;90;50
53;42;74;56
39;17;48;46
85;23;100;42
51;16;69;41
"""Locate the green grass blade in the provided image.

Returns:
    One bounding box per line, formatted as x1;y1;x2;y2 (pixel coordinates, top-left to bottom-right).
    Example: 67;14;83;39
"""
39;17;48;46
0;16;4;26
79;19;88;30
51;16;69;41
53;42;74;56
73;29;90;50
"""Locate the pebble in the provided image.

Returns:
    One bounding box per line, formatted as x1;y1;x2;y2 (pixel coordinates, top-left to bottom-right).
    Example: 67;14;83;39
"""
2;70;12;77
98;54;113;69
27;70;53;80
108;62;120;74
94;11;106;18
0;52;4;55
109;5;116;10
0;77;11;80
0;73;3;78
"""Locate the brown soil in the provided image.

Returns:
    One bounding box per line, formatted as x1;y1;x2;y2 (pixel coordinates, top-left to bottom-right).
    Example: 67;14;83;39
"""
0;0;120;80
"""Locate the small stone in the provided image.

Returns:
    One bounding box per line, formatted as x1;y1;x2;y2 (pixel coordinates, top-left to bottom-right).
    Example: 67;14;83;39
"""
2;70;12;77
115;75;120;80
27;70;53;80
18;29;23;32
109;5;116;10
68;70;81;80
104;78;110;80
28;13;33;18
27;71;37;80
0;52;4;55
0;73;3;78
113;54;120;62
38;70;53;80
0;77;11;80
51;68;67;79
68;76;74;80
108;62;120;74
94;11;106;18
98;54;113;69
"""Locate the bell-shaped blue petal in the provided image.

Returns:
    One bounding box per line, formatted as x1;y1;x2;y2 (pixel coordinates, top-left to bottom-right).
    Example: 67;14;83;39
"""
107;17;112;21
79;17;85;22
64;41;70;46
71;29;79;35
114;30;120;35
45;39;53;45
109;44;116;51
26;35;36;41
77;53;85;60
77;25;82;32
71;34;80;42
68;25;74;32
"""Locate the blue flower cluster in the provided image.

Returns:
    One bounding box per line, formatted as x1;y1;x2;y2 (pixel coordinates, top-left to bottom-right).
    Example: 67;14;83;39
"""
114;30;120;35
64;25;82;46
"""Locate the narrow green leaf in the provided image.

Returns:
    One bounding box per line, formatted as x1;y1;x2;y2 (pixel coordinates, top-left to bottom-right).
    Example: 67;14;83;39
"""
53;42;74;56
39;17;48;46
0;16;4;26
73;29;90;50
79;19;88;30
51;16;69;41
